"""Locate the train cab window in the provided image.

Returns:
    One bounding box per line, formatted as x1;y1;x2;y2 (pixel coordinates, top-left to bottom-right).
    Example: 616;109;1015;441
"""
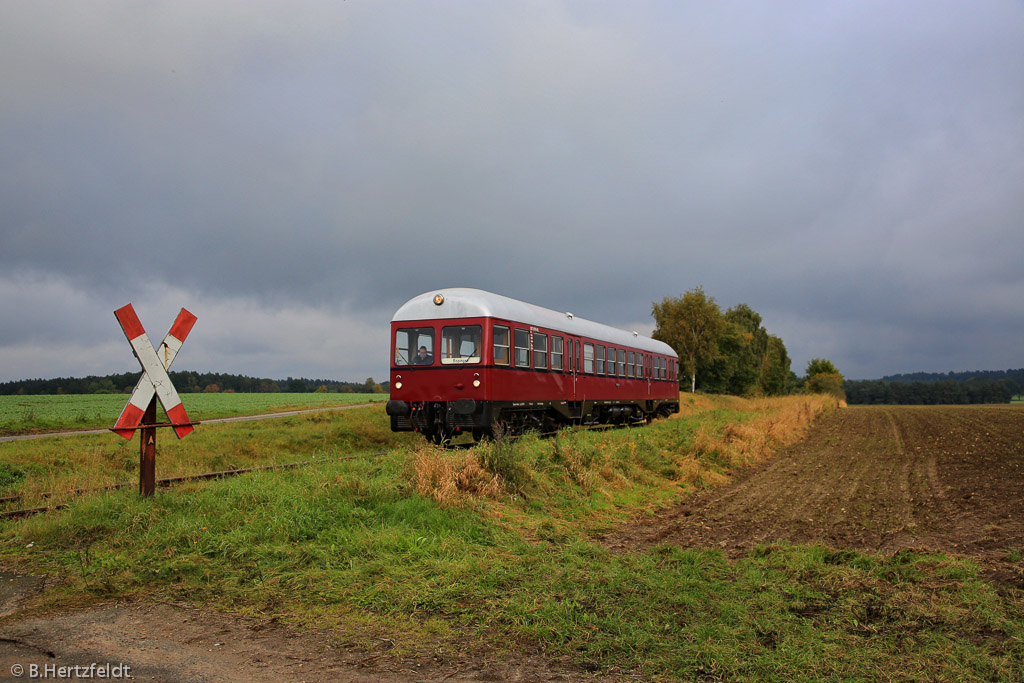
514;329;530;368
441;325;482;364
551;336;563;370
395;327;434;366
533;332;548;369
596;345;605;374
493;325;510;366
617;349;626;377
583;343;594;374
627;351;635;378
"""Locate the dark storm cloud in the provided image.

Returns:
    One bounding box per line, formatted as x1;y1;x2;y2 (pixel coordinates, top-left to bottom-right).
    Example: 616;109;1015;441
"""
2;1;1022;382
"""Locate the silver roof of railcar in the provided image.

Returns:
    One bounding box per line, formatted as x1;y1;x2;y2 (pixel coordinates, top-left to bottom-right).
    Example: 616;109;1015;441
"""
392;288;676;357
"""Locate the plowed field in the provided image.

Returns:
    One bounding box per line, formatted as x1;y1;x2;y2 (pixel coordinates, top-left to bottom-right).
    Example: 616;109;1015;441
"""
603;405;1024;570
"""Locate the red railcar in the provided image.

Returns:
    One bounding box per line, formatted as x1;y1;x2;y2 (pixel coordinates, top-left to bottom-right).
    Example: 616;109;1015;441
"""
386;288;680;443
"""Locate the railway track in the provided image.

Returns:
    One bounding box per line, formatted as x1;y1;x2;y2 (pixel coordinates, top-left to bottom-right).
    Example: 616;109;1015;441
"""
0;451;398;520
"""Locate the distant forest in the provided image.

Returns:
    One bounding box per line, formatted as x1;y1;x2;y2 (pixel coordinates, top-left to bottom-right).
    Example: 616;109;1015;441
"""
844;368;1022;405
3;368;1020;405
0;372;388;396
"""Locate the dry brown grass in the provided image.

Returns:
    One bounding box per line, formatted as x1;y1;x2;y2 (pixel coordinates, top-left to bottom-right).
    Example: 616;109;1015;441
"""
411;448;503;505
408;394;838;506
690;395;834;470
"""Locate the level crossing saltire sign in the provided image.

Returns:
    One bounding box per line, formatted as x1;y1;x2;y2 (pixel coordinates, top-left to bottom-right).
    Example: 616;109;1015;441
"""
112;304;197;440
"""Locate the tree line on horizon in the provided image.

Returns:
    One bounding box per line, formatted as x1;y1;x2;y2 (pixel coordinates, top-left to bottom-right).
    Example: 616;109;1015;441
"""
0;372;387;396
843;376;1019;405
878;368;1024;386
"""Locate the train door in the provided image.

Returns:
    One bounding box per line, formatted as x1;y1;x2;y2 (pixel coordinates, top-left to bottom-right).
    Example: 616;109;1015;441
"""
570;338;580;400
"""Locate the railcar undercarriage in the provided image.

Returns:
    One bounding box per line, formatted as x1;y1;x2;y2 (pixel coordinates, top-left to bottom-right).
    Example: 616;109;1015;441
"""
386;398;680;444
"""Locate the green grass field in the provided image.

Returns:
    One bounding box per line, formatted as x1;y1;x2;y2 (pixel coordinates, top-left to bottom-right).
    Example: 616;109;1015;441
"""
0;392;386;436
2;396;1021;681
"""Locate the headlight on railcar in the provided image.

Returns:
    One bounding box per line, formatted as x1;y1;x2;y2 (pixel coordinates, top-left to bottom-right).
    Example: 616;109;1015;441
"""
473;379;480;387
473;373;480;388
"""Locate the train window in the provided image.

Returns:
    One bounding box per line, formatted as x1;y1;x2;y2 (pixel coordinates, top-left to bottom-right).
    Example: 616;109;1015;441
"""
606;347;614;375
493;325;510;366
583;343;594;374
661;357;666;379
441;325;482;364
596;345;605;374
533;332;548;369
551;336;563;370
514;329;530;368
395;327;434;366
627;351;635;378
618;349;626;377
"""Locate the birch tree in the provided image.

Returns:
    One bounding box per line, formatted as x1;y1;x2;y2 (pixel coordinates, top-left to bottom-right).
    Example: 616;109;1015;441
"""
651;287;724;393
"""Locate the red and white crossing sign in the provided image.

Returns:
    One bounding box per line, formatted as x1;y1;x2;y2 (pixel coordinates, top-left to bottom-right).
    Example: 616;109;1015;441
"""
112;304;197;440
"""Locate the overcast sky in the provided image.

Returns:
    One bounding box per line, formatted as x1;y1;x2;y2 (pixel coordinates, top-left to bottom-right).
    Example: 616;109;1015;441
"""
2;1;1022;385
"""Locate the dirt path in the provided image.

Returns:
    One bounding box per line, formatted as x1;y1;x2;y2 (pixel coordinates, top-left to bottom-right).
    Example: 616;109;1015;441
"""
0;600;622;683
599;405;1024;565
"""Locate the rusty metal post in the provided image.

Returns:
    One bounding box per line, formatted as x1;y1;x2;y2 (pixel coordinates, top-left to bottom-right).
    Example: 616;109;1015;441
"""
140;397;157;497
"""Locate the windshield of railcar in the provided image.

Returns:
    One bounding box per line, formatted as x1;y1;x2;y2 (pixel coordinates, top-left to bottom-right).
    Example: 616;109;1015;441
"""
441;325;482;364
395;327;434;366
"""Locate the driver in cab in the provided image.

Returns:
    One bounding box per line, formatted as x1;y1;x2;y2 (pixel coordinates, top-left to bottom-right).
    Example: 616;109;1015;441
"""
413;345;433;365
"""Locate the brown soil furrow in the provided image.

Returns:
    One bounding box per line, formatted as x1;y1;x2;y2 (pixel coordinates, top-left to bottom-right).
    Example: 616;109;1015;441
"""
601;405;1024;560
